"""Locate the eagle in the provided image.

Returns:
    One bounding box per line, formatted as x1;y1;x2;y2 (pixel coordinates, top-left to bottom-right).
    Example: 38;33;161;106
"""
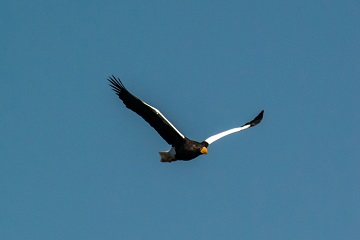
108;76;264;162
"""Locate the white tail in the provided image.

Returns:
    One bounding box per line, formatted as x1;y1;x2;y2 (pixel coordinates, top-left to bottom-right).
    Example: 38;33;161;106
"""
159;147;176;162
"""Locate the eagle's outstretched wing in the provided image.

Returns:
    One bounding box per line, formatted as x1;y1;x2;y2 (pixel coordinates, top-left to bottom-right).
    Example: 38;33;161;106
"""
204;110;264;145
108;76;185;145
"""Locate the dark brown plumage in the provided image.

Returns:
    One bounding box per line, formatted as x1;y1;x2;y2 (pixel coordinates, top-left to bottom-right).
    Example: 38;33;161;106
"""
108;75;263;162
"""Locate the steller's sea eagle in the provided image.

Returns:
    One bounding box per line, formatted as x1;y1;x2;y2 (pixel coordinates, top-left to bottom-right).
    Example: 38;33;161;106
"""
108;76;264;162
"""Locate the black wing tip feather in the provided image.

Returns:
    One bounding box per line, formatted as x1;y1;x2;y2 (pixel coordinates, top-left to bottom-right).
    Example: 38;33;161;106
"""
246;110;264;127
108;75;127;95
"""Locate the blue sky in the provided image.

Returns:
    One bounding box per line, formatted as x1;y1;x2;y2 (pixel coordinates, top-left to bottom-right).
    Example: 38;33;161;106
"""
2;0;359;239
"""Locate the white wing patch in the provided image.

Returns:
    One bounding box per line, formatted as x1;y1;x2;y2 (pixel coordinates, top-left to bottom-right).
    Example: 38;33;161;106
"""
204;124;251;145
142;101;185;139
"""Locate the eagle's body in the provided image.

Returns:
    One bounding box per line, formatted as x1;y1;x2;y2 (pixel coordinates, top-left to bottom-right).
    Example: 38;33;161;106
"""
108;76;263;162
161;138;209;162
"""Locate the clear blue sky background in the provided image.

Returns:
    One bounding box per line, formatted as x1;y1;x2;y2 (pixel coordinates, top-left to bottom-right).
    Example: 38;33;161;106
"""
2;0;359;239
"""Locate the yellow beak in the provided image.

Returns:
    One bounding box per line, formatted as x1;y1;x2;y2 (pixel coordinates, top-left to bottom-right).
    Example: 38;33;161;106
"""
200;147;208;154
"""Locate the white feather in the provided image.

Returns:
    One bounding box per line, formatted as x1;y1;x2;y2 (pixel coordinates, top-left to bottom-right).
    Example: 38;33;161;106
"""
142;102;185;139
204;124;251;145
159;147;177;162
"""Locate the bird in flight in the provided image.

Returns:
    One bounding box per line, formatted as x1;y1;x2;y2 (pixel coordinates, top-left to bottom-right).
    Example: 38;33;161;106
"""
108;76;264;162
